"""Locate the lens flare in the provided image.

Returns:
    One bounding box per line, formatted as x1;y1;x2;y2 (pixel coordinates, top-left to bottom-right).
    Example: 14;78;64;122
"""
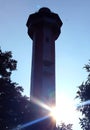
76;100;90;110
13;116;49;130
12;94;90;130
13;97;55;130
31;96;51;111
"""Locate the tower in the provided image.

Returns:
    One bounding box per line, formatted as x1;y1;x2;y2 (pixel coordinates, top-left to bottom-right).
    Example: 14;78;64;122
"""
26;7;62;130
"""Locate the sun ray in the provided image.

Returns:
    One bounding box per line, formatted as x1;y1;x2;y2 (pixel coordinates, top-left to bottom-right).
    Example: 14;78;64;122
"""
30;96;52;111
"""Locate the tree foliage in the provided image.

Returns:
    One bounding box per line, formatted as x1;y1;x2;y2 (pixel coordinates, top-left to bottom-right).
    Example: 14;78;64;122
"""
76;61;90;130
0;49;31;130
56;123;73;130
0;50;17;79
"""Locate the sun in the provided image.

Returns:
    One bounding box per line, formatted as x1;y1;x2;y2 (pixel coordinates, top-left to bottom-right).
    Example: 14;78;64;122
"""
30;93;78;127
50;93;77;125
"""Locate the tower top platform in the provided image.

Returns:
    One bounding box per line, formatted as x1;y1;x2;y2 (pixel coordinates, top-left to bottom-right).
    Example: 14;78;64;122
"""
26;7;63;40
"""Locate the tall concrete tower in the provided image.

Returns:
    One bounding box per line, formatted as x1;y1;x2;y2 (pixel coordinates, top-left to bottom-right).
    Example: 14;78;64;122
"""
26;7;62;130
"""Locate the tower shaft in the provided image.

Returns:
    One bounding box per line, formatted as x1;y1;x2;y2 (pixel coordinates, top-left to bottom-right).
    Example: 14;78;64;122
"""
31;25;55;106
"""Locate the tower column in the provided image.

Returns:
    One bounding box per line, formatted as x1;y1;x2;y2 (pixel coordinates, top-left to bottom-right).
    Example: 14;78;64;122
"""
26;7;62;130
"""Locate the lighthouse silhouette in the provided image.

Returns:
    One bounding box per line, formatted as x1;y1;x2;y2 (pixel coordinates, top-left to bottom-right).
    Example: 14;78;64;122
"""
26;7;62;130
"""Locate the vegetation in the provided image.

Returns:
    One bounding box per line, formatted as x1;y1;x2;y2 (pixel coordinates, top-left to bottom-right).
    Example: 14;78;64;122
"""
0;49;31;130
76;61;90;130
56;123;73;130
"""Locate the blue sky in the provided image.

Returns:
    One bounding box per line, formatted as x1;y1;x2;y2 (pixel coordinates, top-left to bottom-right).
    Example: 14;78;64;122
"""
0;1;90;129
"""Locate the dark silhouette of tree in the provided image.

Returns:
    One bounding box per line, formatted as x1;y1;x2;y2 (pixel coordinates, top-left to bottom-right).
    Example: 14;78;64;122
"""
0;49;31;130
56;123;73;130
0;50;17;79
76;61;90;130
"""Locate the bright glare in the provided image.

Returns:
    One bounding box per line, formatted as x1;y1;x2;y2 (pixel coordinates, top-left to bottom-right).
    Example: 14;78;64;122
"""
50;93;78;125
30;94;79;128
50;107;57;120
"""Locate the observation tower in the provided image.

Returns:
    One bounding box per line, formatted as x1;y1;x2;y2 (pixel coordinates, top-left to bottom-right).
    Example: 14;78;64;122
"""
26;7;62;130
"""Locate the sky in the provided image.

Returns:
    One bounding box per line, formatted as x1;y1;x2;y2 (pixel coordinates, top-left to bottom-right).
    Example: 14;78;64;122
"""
0;0;90;130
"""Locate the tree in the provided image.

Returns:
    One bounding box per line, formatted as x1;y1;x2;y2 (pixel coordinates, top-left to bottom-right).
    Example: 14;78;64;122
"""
56;123;73;130
0;49;17;79
76;61;90;130
0;49;31;130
